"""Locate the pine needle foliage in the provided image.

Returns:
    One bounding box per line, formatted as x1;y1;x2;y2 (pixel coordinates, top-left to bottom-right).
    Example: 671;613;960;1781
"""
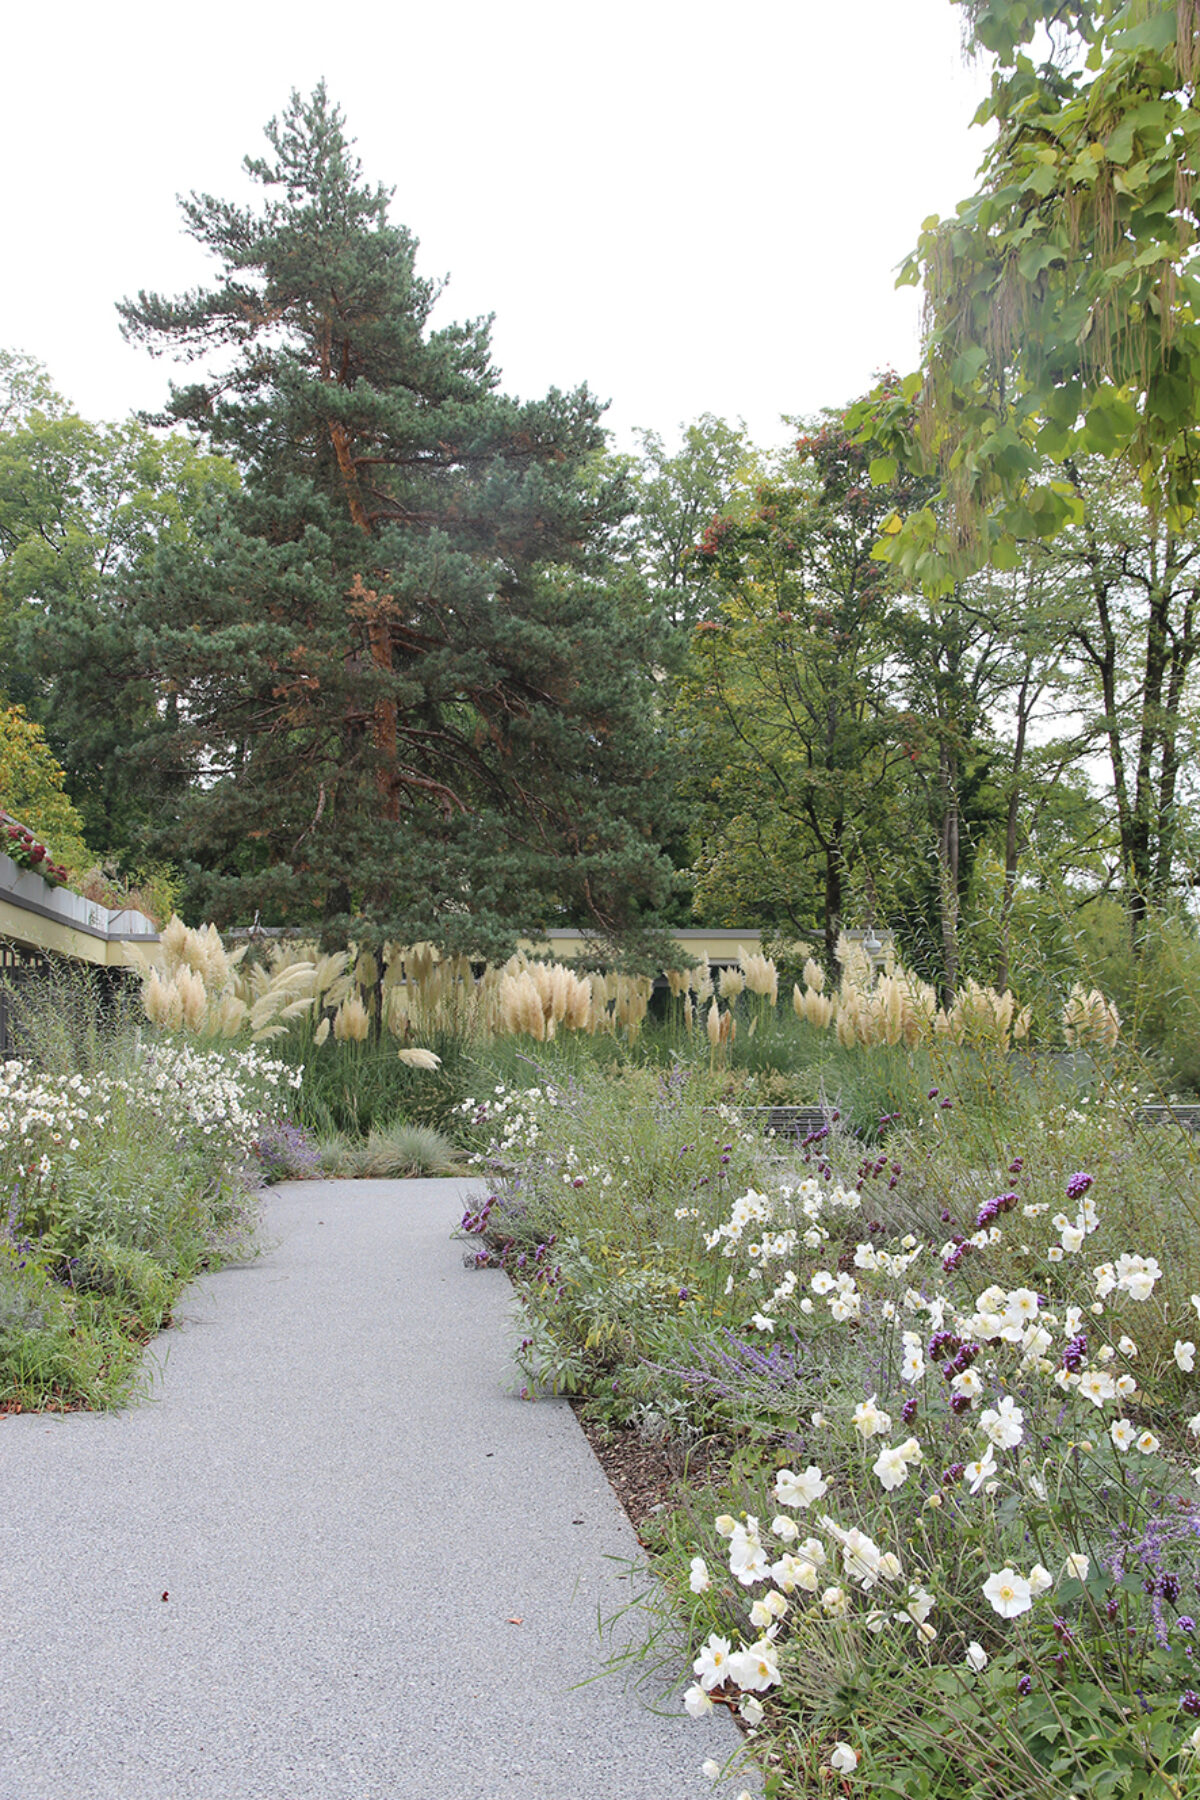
117;85;674;956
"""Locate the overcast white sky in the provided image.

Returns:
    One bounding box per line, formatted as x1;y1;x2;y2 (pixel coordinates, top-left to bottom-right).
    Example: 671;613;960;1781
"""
2;0;991;454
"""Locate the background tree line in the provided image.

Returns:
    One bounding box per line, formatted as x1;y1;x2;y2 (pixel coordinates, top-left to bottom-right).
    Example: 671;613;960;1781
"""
0;55;1198;1073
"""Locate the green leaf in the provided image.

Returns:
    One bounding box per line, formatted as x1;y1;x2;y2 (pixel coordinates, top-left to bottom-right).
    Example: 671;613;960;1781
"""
1083;390;1140;453
1037;419;1071;458
1022;162;1060;197
1018;241;1065;279
868;456;897;486
951;345;990;385
1044;380;1083;427
1111;5;1177;54
1105;113;1139;165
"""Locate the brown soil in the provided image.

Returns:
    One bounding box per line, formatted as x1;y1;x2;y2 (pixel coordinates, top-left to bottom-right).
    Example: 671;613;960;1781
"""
569;1404;732;1540
571;1406;679;1534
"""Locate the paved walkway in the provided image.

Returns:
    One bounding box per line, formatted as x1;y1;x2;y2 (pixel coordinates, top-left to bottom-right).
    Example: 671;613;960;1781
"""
0;1180;754;1799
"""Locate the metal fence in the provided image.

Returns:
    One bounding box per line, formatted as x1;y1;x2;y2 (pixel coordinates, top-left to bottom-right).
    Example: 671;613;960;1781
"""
0;940;51;1057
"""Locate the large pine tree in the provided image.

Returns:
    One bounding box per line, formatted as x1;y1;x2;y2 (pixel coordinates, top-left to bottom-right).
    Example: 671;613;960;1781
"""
118;85;674;952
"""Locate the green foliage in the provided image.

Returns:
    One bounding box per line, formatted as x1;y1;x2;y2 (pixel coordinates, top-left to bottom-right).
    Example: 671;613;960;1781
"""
111;85;676;955
0;703;92;875
0;354;239;857
0;966;284;1409
459;1060;774;1403
332;1119;463;1178
629;413;759;639
676;404;932;960
855;0;1200;586
290;1025;476;1139
1077;901;1200;1092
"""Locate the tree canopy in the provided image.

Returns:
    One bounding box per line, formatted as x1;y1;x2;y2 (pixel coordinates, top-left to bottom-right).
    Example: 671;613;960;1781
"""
0;705;92;875
855;0;1200;590
114;85;676;953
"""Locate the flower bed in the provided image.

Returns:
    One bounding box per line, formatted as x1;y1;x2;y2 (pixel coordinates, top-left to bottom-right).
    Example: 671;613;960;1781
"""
465;1058;1200;1797
0;982;302;1409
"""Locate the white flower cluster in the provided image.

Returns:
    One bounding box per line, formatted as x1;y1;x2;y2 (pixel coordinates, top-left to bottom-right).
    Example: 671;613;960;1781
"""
683;1476;939;1731
0;1061;94;1184
131;1040;300;1153
0;1042;301;1197
680;1166;1200;1769
707;1180;877;1328
458;1083;557;1166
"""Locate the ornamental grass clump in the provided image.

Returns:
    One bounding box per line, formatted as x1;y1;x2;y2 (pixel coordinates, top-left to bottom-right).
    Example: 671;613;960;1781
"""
135;916;319;1042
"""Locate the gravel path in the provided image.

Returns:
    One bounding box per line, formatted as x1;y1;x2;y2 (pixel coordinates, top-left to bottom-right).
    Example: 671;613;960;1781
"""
0;1179;755;1799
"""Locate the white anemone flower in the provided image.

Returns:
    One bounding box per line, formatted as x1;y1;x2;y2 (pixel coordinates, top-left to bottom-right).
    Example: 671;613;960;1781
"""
773;1465;828;1509
904;1583;936;1625
729;1522;770;1586
829;1742;859;1773
684;1684;714;1718
965;1642;988;1672
964;1444;997;1494
1077;1369;1116;1407
981;1395;1024;1449
983;1567;1034;1618
851;1395;892;1439
689;1557;711;1593
693;1634;732;1690
1175;1340;1197;1373
873;1442;915;1491
726;1640;781;1691
771;1555;819;1593
1063;1552;1090;1581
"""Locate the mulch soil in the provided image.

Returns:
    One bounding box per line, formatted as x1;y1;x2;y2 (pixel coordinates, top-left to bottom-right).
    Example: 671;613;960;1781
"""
571;1405;680;1535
